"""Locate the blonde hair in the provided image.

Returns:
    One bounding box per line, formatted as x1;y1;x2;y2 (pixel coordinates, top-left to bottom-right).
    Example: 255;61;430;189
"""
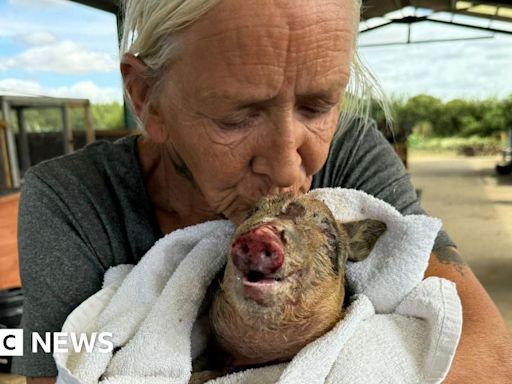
120;0;389;132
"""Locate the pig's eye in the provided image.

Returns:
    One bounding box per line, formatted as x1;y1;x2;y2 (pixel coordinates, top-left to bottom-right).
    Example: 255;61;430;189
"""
278;202;306;221
319;217;341;273
320;218;338;243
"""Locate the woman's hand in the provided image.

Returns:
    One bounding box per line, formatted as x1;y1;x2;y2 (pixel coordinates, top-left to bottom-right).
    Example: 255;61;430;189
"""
425;247;512;383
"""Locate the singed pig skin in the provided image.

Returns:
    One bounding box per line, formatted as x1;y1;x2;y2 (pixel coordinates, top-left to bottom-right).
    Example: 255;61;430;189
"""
190;193;386;382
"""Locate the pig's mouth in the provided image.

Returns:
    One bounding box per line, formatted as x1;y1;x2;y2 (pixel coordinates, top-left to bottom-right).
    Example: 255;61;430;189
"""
231;223;289;304
245;270;282;283
238;269;301;305
240;271;280;305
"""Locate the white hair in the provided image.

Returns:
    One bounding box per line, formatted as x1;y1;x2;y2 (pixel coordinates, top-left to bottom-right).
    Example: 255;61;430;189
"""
120;0;390;132
340;51;392;133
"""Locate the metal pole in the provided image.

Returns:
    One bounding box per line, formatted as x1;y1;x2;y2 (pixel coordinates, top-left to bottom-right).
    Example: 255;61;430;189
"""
1;100;20;188
61;105;74;154
16;108;32;175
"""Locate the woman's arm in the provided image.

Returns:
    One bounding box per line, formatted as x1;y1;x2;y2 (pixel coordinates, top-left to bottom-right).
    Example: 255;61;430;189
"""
426;247;512;383
11;168;106;377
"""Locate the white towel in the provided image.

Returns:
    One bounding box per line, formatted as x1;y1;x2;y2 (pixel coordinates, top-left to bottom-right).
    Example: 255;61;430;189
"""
308;188;443;313
207;278;461;384
54;188;462;384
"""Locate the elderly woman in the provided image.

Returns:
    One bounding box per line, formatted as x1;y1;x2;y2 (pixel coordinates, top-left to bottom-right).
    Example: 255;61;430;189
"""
11;0;512;383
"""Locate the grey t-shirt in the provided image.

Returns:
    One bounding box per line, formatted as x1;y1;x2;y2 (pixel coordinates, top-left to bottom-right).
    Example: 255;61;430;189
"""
11;119;454;377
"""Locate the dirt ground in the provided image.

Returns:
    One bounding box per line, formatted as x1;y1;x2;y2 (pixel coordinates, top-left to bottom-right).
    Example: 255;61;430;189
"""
408;151;512;331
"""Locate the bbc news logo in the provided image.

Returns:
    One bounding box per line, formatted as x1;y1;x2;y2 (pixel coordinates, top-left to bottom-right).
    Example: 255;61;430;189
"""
0;330;23;356
0;329;113;356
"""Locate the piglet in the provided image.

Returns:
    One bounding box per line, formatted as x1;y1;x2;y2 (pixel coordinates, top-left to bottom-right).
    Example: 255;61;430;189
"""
190;193;386;383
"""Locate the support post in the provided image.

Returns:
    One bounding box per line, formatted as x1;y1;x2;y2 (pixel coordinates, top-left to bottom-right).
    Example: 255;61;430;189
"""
16;108;32;175
61;105;74;154
84;102;96;144
1;100;20;188
0;120;12;189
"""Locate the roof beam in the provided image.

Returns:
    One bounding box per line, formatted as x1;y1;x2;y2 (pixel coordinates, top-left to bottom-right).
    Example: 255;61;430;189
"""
68;0;118;14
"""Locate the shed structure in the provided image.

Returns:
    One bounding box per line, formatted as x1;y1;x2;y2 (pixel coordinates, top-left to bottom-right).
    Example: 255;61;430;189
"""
0;96;95;189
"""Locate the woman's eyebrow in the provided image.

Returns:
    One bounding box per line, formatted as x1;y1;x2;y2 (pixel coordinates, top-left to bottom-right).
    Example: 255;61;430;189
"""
200;87;342;109
198;87;276;106
295;91;341;104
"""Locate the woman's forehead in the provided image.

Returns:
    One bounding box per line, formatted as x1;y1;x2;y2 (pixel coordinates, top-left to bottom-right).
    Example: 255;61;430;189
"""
169;0;356;103
185;0;355;34
179;0;356;56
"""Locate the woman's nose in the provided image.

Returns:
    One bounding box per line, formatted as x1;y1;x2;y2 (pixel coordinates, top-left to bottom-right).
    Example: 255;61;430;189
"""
250;113;306;188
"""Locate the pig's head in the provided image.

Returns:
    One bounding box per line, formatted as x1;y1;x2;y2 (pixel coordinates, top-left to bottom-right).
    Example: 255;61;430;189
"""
210;193;386;367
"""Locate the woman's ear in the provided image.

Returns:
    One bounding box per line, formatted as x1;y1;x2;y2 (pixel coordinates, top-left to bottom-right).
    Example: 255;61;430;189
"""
120;53;151;117
120;53;168;142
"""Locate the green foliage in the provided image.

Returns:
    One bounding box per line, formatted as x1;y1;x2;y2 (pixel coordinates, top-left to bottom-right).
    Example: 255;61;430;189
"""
371;94;511;139
10;102;124;133
92;102;123;130
408;134;501;152
11;95;512;139
13;108;62;133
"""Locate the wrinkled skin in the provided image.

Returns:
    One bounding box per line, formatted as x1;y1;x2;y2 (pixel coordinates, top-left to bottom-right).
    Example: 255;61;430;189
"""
190;194;386;383
127;0;359;232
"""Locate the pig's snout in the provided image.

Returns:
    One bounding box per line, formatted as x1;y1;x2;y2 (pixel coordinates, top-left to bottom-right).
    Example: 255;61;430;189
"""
231;225;284;275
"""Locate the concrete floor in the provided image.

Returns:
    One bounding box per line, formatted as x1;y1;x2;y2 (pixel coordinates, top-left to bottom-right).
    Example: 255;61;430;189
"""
0;373;25;384
408;152;512;331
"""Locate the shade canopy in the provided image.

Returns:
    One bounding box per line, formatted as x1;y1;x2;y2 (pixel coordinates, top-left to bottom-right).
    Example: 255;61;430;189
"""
69;0;512;23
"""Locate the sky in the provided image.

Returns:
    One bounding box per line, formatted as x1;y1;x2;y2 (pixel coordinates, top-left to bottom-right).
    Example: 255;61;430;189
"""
0;0;511;104
0;0;121;103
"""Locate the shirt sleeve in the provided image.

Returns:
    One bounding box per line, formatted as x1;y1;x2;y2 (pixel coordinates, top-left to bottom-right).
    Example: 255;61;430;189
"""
312;118;456;251
11;168;106;377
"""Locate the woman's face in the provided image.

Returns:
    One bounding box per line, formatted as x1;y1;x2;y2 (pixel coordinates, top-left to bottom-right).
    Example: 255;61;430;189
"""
152;0;357;223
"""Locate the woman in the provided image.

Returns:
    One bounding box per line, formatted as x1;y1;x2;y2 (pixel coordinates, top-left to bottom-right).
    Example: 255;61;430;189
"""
12;0;512;382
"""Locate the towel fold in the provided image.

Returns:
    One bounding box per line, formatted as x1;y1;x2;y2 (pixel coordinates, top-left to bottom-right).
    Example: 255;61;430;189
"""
308;188;442;313
207;278;461;384
55;188;462;384
56;220;235;384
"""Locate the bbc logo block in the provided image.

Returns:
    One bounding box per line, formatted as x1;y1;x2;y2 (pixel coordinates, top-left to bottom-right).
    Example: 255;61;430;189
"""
0;329;23;356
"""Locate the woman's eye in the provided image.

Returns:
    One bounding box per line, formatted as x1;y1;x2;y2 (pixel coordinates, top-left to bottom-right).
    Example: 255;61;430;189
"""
299;105;333;118
218;119;253;130
216;113;261;130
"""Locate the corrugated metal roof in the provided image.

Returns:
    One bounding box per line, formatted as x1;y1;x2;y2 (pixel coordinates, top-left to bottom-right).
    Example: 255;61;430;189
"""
68;0;512;22
362;0;512;22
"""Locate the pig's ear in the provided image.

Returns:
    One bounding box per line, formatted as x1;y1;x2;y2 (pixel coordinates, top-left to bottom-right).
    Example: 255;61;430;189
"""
341;219;387;262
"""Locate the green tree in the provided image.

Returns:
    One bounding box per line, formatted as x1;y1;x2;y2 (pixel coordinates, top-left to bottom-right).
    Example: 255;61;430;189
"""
92;102;123;130
404;94;443;131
